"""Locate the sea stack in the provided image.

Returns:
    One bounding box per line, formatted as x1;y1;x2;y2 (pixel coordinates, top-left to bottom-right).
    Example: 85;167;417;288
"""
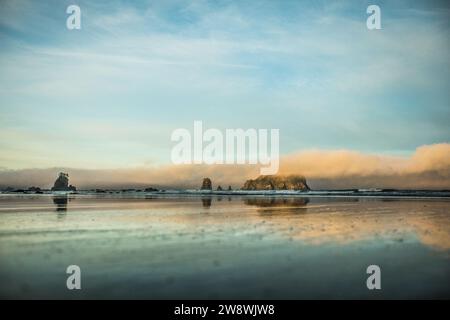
241;175;310;191
201;178;212;190
51;172;77;191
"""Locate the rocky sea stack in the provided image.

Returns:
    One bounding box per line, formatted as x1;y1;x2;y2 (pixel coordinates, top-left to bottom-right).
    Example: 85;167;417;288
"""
241;175;310;191
51;172;76;191
200;178;212;190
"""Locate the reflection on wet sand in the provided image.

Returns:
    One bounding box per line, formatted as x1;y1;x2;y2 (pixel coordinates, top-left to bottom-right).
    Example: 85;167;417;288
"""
0;194;449;299
244;197;309;208
1;195;449;252
52;196;68;212
201;197;212;208
245;199;450;250
156;196;450;251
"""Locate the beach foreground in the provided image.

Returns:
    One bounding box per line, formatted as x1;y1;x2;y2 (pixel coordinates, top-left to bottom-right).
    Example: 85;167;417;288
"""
0;194;449;299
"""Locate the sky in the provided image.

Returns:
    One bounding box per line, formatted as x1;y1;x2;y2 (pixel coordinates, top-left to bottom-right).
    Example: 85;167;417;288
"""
0;0;449;188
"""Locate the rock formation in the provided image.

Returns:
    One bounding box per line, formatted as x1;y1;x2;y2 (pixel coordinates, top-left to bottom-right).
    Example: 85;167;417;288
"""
217;185;223;191
241;175;310;191
201;178;212;190
27;186;41;193
51;172;76;191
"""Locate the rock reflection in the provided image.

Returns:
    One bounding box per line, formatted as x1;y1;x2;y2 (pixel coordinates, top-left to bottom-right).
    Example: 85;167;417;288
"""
201;197;212;208
244;197;309;207
242;198;309;216
53;196;68;212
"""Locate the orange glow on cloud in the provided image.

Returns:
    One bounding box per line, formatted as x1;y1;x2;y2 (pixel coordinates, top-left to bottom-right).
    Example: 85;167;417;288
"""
0;143;449;190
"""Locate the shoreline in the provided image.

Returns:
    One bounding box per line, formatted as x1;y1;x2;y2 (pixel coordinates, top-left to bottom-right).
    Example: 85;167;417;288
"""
1;189;450;199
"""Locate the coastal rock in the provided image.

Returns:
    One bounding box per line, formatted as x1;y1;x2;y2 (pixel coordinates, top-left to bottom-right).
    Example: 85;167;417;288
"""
27;186;41;192
241;175;310;191
217;185;223;191
51;172;77;191
201;178;212;190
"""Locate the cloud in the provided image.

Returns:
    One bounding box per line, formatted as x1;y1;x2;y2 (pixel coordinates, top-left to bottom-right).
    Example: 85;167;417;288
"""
279;143;450;178
278;143;450;189
1;143;449;190
407;143;450;174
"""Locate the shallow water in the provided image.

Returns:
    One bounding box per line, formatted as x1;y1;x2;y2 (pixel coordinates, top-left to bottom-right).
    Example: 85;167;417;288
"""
0;194;449;299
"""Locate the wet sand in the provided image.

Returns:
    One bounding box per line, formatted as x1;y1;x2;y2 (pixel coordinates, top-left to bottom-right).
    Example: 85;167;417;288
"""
0;194;449;299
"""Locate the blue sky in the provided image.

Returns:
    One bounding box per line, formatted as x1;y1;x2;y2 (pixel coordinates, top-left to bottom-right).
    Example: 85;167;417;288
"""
0;0;449;170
